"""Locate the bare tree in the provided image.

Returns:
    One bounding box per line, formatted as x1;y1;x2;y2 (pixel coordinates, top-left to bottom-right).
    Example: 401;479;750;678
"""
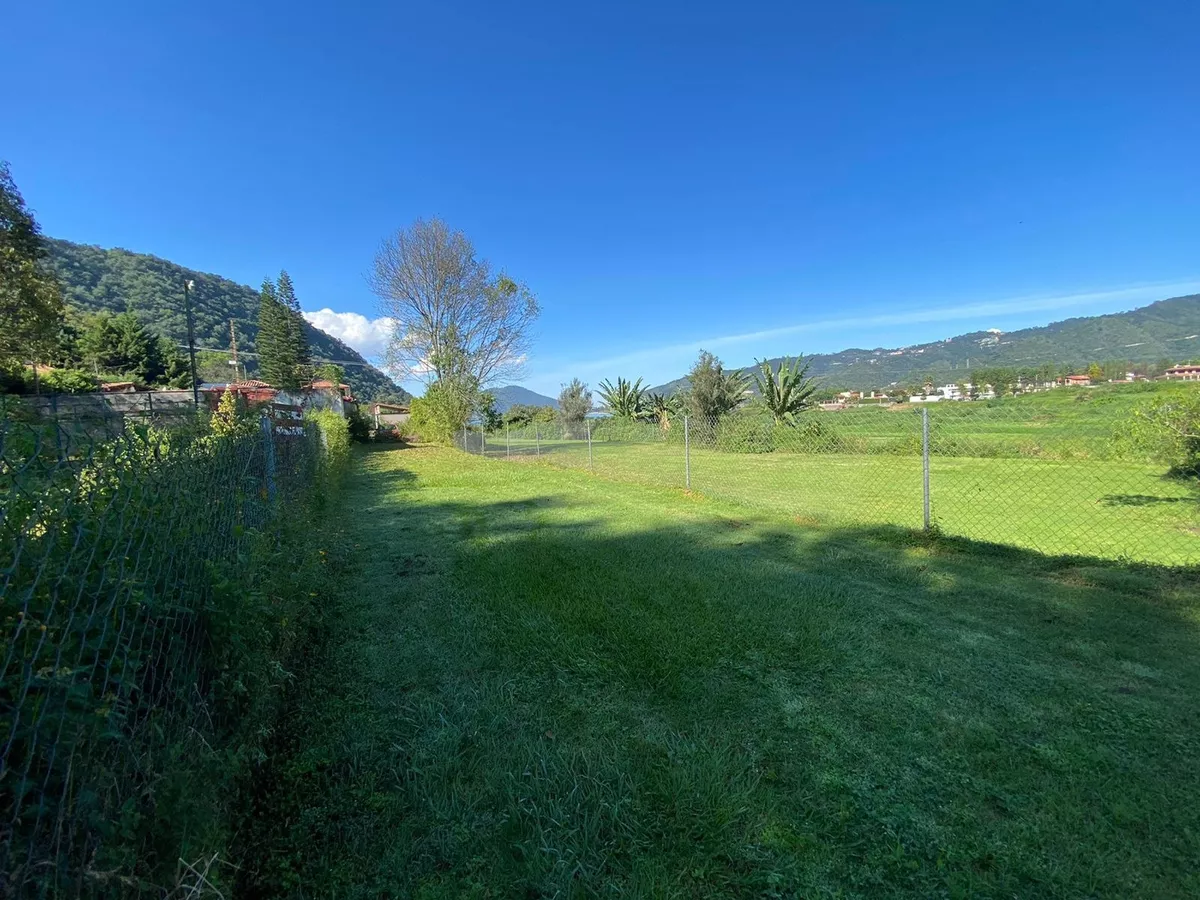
370;218;539;387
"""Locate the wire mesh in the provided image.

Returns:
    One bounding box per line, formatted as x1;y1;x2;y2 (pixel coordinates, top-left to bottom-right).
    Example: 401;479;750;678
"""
476;400;1199;565
0;396;320;897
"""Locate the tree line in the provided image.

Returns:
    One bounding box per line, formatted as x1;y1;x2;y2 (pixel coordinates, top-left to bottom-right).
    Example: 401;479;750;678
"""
1;161;197;394
0;160;356;399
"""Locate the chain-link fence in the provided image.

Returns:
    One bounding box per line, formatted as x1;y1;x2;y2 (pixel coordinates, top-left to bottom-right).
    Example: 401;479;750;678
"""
464;402;1199;565
1;398;321;896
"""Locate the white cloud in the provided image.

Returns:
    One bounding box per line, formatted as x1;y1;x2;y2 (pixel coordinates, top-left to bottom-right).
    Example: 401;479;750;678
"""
303;309;395;360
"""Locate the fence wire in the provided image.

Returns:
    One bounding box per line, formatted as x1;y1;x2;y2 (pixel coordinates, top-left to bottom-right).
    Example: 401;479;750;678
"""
466;401;1199;565
0;397;320;897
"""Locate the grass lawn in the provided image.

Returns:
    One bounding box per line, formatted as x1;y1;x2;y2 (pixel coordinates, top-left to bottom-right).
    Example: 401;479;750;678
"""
236;445;1200;898
488;439;1199;564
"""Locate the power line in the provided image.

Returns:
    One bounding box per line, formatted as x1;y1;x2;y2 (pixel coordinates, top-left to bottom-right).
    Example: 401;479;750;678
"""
183;345;381;367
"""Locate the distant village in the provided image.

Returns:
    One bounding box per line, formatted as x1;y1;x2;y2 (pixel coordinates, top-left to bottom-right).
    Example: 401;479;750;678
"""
816;363;1200;410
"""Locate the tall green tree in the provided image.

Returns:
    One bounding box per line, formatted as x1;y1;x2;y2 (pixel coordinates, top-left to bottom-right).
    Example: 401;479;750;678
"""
276;269;310;377
597;377;646;418
683;350;746;422
257;277;301;390
751;356;819;425
0;161;64;371
557;378;592;439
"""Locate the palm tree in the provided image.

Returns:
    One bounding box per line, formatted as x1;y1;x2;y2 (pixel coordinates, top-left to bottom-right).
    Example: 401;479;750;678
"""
597;376;647;418
645;392;682;430
751;356;818;425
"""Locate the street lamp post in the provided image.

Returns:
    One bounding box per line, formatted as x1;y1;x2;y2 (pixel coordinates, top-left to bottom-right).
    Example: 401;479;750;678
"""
183;279;200;409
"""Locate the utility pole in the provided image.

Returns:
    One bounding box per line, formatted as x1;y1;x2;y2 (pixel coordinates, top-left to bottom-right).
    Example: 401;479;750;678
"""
183;280;200;409
229;318;240;382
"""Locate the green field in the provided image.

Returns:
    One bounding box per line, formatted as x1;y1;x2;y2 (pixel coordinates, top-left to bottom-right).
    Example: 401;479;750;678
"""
485;383;1200;565
490;441;1198;563
237;445;1200;897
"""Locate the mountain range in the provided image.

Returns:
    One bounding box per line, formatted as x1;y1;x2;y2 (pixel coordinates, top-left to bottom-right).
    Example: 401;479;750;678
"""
489;384;559;412
45;239;408;401
46;237;1199;406
647;293;1200;395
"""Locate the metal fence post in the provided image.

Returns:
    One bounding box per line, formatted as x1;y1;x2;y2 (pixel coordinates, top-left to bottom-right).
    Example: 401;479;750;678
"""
587;418;593;470
480;428;485;456
684;414;691;490
260;415;278;504
506;422;511;458
462;425;467;451
922;408;931;530
536;422;541;457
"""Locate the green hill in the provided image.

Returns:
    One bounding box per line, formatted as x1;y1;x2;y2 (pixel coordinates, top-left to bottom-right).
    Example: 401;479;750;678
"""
45;238;408;401
649;293;1200;395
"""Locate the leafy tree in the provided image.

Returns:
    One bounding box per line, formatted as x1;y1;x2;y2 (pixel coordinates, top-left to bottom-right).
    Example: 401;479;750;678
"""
408;328;481;443
196;349;237;384
597;377;646;418
38;368;96;394
0;161;64;371
557;379;592;439
1123;392;1200;475
503;403;556;427
750;356;818;425
972;366;1017;397
409;378;476;445
313;362;345;387
371;218;538;387
1087;362;1104;381
683;350;746;422
477;391;503;432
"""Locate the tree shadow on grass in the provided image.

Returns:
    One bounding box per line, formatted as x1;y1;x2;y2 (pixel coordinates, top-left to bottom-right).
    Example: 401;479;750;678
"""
1099;493;1197;507
238;453;1200;899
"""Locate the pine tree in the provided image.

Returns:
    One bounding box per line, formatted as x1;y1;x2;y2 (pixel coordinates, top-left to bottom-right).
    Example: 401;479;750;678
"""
276;269;309;383
257;278;296;389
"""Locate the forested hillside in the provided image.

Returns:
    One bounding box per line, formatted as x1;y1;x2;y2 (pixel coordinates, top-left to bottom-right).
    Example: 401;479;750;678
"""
45;239;408;400
650;293;1200;394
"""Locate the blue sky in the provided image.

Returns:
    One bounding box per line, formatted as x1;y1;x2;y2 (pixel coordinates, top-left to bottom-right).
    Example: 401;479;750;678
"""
8;1;1200;394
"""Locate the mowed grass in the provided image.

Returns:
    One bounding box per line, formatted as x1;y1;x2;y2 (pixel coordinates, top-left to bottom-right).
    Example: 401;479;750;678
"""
491;439;1199;564
237;445;1200;898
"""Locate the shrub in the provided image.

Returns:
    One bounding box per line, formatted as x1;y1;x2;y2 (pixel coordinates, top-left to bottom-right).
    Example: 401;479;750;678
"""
409;383;473;445
33;368;98;394
1121;392;1200;474
347;407;371;443
589;416;662;443
0;419;338;895
715;415;775;453
791;416;855;454
306;408;351;468
373;422;410;442
211;388;254;438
